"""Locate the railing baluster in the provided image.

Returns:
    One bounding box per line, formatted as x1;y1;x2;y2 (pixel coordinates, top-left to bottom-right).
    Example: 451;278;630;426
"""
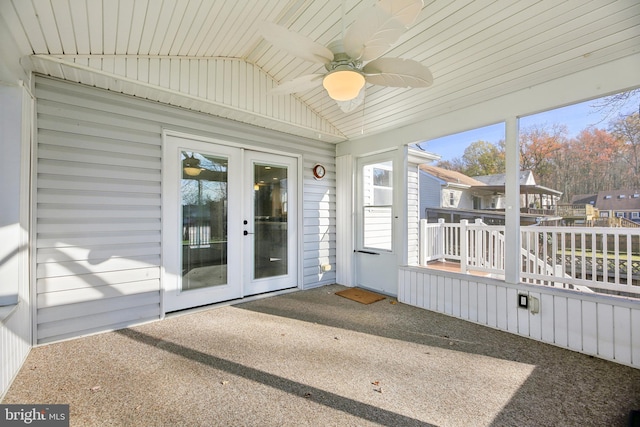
602;232;608;286
572;231;577;279
578;232;584;281
614;232;620;285
591;231;597;283
460;220;468;274
627;233;632;286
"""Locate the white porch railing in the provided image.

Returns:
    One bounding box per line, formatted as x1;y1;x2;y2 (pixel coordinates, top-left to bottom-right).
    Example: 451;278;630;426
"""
419;219;640;297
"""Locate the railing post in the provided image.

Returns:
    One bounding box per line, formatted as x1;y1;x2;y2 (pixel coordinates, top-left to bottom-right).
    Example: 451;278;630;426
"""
460;219;468;274
438;218;445;261
419;219;427;266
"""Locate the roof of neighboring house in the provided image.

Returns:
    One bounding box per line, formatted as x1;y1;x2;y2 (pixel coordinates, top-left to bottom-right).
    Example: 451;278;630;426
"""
571;194;598;205
419;165;486;187
473;170;535;186
593;190;640;211
472;184;562;196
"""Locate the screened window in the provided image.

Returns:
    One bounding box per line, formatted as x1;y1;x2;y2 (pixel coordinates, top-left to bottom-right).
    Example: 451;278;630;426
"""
363;161;393;251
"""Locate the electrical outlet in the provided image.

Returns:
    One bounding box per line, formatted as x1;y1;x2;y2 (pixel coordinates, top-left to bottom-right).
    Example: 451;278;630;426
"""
518;294;528;309
529;296;540;314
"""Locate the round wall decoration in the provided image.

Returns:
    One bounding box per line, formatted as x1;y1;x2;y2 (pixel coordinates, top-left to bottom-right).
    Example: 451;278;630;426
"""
312;164;326;180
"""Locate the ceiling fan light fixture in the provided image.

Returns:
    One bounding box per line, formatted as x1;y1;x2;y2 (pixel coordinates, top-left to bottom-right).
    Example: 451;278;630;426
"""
322;68;365;101
183;156;202;177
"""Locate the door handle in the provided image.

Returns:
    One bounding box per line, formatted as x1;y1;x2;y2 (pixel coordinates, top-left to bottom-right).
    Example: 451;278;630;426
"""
355;250;380;255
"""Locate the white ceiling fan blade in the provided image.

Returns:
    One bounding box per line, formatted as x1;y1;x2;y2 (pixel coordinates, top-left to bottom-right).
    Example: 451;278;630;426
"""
334;87;365;113
343;0;424;62
259;21;334;64
270;74;324;95
363;57;433;87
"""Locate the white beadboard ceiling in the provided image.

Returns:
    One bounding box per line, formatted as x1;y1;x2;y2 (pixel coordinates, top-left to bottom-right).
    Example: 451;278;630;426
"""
2;0;639;144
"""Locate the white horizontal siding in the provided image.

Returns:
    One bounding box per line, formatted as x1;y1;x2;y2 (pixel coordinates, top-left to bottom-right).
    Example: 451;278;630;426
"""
35;75;336;343
399;267;640;369
35;79;163;343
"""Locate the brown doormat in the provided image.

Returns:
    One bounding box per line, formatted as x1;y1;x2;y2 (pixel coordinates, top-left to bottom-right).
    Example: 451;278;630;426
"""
335;288;386;304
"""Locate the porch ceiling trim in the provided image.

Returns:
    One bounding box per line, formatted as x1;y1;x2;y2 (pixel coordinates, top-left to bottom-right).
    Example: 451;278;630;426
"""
28;54;346;144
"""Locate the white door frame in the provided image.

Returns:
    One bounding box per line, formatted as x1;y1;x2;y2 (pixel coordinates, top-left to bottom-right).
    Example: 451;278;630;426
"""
354;149;403;295
161;130;303;314
162;135;243;312
243;151;298;296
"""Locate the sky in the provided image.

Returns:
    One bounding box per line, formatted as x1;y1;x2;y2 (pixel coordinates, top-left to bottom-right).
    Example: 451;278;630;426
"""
416;91;640;162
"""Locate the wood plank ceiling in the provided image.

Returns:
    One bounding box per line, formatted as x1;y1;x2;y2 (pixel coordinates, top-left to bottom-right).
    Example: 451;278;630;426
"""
2;0;639;144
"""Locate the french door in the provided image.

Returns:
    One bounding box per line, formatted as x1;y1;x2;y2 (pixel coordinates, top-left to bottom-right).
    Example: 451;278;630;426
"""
163;135;298;312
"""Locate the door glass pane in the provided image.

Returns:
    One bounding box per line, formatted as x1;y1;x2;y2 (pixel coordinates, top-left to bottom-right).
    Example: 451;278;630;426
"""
254;163;288;279
363;161;393;251
181;151;228;291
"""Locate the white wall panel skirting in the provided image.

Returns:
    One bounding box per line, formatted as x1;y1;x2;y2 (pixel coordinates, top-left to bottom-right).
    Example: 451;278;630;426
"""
0;302;31;399
398;266;640;369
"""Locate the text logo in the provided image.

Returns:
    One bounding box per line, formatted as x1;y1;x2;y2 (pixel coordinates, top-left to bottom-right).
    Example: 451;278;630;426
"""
0;405;69;426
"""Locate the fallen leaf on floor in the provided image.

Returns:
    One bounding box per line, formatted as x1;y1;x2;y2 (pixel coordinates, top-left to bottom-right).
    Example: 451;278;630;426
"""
304;392;312;398
90;386;101;392
135;405;141;411
221;381;229;385
371;381;380;386
375;387;383;393
334;336;339;340
390;301;397;305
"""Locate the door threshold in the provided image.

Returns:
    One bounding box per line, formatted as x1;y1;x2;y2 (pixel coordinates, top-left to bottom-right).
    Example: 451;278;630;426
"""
165;287;300;319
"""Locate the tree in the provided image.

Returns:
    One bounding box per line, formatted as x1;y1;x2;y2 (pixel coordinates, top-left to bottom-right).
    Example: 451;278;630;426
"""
435;157;466;173
435;140;504;176
518;124;567;187
566;127;626;194
610;113;640;188
590;88;640;123
461;140;505;177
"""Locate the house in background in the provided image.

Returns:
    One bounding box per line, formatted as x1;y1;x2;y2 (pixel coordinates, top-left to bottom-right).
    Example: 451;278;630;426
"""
572;190;640;224
1;0;639;399
473;170;562;212
419;164;488;221
419;165;562;225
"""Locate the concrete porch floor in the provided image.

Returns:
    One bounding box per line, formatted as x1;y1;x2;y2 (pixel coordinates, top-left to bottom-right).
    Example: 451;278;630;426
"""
3;284;640;426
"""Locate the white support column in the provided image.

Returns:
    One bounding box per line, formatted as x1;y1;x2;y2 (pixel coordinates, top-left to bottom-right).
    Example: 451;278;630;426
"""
398;145;408;266
0;85;25;306
336;154;354;286
504;116;521;284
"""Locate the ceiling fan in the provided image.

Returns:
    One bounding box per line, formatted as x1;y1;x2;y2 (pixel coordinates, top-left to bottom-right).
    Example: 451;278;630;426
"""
260;0;432;113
